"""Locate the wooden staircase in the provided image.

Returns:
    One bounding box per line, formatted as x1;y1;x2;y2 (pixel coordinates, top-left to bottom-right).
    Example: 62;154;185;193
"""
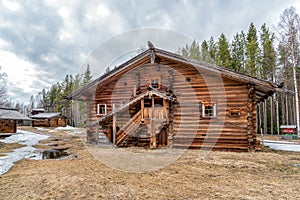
117;118;168;147
115;110;142;146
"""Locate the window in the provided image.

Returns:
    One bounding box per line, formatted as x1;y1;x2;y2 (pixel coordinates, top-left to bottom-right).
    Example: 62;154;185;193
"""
144;98;152;108
230;109;241;117
202;103;217;117
154;97;163;107
185;77;191;82
97;104;107;115
150;79;160;89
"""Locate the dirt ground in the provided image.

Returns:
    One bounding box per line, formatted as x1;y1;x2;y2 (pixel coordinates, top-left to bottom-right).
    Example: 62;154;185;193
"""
0;127;299;200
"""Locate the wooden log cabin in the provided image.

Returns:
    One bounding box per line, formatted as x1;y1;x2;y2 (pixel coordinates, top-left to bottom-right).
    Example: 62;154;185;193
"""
31;113;67;127
68;47;283;152
0;107;30;133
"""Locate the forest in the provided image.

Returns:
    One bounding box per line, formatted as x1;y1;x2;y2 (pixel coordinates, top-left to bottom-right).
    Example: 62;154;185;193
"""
0;6;300;135
177;7;300;135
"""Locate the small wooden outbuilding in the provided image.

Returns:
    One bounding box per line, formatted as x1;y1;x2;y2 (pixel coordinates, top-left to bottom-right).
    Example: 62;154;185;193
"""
0;107;30;133
31;113;67;127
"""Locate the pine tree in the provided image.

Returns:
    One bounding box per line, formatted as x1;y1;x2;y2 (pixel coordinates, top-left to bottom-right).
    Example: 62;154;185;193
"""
201;40;211;62
83;64;92;86
208;36;217;63
180;44;190;58
260;23;276;80
189;39;201;60
231;31;246;73
216;33;232;69
72;73;82;92
245;23;261;77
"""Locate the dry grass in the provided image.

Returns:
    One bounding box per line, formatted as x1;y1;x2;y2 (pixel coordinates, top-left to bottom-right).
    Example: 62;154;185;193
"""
0;142;25;154
0;127;299;200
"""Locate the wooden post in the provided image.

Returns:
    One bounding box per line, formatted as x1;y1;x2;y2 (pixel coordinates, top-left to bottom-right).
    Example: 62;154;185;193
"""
150;119;156;148
152;93;155;118
247;84;255;151
263;99;267;135
163;99;169;122
150;93;157;148
141;98;144;121
270;96;273;135
112;104;116;145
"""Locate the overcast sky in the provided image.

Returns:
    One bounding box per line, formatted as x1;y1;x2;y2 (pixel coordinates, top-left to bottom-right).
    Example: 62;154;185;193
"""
0;0;299;104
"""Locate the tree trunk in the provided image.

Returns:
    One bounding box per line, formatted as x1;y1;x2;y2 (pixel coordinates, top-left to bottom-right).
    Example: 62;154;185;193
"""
270;96;273;135
281;93;286;125
292;64;300;139
257;104;261;134
286;94;289;125
275;93;280;135
263;99;267;134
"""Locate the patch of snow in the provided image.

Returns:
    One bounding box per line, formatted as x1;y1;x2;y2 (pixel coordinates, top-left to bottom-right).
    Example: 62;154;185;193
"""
70;131;83;134
262;140;300;152
54;125;84;135
54;125;77;131
35;127;50;131
0;130;49;175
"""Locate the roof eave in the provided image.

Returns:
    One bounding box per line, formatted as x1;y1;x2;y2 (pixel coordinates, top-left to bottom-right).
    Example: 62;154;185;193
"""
67;49;152;100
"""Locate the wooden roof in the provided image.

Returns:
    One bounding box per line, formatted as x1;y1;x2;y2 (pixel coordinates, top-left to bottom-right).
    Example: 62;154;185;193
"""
30;112;63;119
0;107;30;120
67;48;285;103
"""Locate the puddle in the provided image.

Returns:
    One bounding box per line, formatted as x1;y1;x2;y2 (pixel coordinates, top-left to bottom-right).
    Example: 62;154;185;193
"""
0;130;49;175
28;148;70;160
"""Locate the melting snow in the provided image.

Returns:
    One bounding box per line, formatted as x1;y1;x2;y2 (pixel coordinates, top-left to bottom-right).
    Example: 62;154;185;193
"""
262;140;300;152
0;130;49;175
35;127;50;131
54;126;83;135
54;125;77;131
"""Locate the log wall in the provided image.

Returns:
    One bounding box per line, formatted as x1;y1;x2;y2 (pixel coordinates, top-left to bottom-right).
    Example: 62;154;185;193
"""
88;58;259;151
32;117;67;127
0;119;16;133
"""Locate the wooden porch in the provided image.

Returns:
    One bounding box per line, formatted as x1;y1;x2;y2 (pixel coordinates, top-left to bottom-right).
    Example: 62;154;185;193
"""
98;89;175;148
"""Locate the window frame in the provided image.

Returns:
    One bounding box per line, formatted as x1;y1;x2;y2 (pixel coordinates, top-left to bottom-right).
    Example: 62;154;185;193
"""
150;78;160;89
230;109;241;118
201;102;217;118
97;104;107;115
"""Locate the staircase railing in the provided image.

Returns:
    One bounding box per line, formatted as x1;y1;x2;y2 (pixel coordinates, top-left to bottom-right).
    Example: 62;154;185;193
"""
115;110;142;146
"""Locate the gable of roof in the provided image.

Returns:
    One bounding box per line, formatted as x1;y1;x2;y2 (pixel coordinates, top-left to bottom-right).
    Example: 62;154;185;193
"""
67;47;285;103
30;112;62;119
0;108;30;120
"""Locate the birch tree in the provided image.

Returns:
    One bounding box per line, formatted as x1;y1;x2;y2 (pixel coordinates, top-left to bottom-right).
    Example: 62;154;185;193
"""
0;66;7;105
278;6;300;138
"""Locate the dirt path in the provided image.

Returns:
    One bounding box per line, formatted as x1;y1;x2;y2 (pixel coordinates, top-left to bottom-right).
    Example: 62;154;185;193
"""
0;127;299;200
